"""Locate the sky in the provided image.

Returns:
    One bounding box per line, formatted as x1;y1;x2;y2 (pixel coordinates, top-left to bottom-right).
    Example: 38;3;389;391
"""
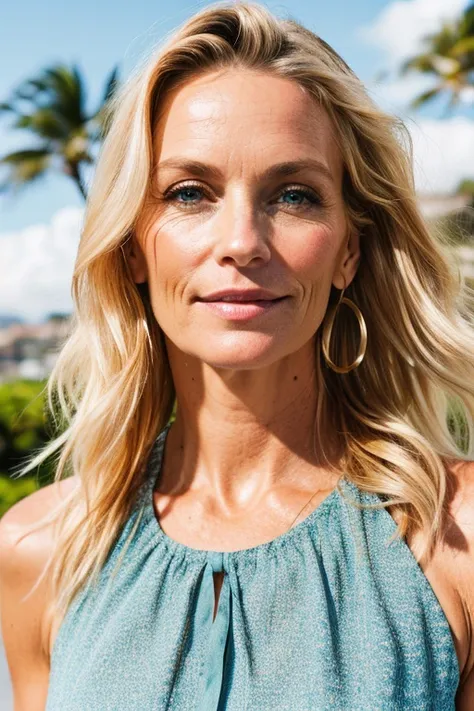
0;0;472;322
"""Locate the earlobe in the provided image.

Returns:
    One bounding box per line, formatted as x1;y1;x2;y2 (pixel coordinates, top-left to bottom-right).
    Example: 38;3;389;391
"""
332;229;360;291
123;236;148;285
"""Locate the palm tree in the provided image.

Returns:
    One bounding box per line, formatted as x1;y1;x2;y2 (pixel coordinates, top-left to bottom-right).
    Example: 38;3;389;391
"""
0;63;120;200
400;3;474;112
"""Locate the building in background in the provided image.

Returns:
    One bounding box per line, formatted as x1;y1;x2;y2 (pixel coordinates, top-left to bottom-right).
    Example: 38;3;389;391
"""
0;314;70;381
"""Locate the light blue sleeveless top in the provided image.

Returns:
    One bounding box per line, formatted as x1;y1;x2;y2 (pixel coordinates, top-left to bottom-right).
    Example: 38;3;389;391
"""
45;423;459;710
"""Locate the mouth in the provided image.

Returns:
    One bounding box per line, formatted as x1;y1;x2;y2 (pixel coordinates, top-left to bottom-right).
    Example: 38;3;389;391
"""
199;296;286;303
195;296;288;320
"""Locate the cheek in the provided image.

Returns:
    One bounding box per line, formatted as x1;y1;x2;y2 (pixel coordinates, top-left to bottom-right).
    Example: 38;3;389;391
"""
146;210;208;266
139;209;342;309
283;224;339;283
140;216;203;312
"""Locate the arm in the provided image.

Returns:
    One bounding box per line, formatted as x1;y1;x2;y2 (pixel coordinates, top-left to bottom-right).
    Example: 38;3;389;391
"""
457;672;474;710
0;478;77;711
446;460;474;710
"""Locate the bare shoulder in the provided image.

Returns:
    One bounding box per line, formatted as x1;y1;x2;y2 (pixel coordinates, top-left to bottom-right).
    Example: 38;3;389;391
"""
0;474;79;568
438;458;474;708
0;476;79;711
442;457;474;573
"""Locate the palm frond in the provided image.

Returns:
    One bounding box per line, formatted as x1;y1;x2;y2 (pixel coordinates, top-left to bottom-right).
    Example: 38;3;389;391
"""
102;65;120;105
39;64;88;126
13;78;50;103
0;61;119;199
396;2;474;111
88;64;121;140
0;148;51;194
451;36;474;57
12;108;70;139
400;54;436;75
409;87;442;109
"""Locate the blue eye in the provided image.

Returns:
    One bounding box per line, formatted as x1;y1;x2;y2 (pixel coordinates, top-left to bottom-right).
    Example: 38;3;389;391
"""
173;187;203;203
277;188;320;207
281;190;304;205
163;183;323;210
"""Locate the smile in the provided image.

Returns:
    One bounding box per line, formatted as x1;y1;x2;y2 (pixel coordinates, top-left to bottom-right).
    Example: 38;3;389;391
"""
196;297;288;320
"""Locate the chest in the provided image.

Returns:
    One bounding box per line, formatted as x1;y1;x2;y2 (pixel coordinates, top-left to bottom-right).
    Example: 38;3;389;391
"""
46;496;461;711
150;488;469;679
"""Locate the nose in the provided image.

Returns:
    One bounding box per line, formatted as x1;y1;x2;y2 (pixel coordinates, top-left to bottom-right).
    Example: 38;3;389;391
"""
211;191;272;268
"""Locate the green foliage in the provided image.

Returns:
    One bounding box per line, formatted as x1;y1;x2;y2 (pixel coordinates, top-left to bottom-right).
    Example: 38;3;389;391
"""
0;475;38;517
0;379;58;517
447;396;471;454
457;178;474;197
0;378;46;439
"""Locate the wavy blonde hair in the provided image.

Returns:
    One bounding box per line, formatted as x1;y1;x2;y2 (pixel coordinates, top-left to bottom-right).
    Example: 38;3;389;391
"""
15;1;474;627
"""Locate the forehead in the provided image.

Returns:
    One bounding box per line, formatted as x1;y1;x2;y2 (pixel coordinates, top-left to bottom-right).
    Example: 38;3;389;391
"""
153;69;342;176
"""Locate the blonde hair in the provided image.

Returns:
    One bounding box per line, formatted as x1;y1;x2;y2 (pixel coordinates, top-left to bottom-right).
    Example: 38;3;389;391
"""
15;1;474;627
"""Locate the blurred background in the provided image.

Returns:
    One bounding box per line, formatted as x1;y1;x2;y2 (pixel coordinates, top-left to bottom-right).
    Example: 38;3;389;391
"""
1;0;474;706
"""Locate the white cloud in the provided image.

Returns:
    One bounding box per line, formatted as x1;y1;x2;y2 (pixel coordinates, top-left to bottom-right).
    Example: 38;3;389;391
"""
0;206;83;322
408;116;474;193
358;0;468;66
355;0;474;195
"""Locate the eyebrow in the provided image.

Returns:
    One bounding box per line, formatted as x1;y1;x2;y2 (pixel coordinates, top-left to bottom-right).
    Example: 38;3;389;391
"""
156;158;335;185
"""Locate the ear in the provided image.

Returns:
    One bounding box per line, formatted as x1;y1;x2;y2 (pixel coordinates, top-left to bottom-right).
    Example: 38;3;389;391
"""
123;235;148;285
332;229;360;291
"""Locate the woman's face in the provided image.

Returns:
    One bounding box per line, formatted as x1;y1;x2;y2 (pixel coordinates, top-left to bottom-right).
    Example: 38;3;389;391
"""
130;68;359;370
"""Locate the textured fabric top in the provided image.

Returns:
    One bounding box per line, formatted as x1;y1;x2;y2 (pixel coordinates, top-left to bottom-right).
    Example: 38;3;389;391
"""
45;422;459;710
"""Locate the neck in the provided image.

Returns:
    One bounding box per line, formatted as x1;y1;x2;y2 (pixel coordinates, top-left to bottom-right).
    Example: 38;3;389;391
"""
159;338;342;515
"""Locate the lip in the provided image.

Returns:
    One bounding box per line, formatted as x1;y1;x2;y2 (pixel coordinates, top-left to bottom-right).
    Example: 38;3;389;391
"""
196;296;288;321
198;288;284;302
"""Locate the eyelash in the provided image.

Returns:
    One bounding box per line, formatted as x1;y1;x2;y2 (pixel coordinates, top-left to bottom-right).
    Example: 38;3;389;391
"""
162;181;325;210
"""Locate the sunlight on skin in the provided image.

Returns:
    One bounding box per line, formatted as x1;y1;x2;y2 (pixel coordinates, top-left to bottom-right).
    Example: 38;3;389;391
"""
127;68;360;514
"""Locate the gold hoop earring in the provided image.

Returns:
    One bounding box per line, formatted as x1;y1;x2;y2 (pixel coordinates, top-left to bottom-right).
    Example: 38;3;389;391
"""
322;285;367;373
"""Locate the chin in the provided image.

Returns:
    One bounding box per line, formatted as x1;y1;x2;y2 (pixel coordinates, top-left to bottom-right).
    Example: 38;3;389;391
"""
198;343;287;371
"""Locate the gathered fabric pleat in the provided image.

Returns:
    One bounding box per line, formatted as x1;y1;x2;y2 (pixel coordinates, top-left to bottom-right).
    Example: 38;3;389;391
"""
195;552;232;710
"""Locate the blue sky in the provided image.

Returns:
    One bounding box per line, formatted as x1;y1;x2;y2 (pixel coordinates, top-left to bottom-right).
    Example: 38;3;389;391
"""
0;0;472;320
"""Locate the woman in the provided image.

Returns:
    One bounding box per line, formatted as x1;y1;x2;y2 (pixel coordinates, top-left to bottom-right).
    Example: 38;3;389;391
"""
1;2;473;709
